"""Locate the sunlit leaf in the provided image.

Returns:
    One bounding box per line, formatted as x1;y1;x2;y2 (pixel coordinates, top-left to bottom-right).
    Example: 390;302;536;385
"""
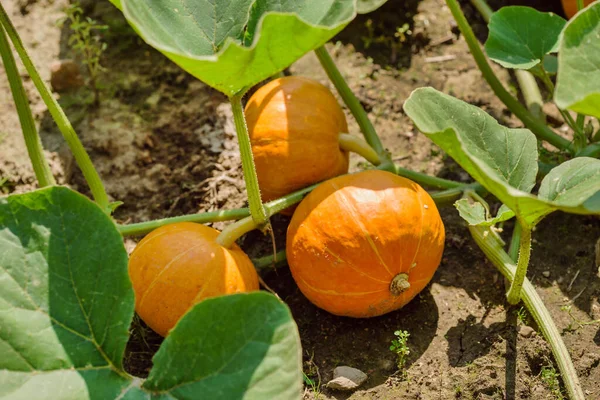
554;2;600;118
404;87;600;226
110;0;370;96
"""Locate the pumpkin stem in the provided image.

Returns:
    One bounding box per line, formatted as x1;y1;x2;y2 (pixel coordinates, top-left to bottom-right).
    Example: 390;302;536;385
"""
390;273;411;296
338;133;381;166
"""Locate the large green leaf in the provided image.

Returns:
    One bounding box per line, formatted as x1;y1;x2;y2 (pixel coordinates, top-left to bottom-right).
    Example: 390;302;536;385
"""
357;0;388;13
484;7;566;70
109;0;375;96
1;188;303;399
145;292;303;399
404;88;600;226
554;2;600;118
538;157;600;210
0;186;136;398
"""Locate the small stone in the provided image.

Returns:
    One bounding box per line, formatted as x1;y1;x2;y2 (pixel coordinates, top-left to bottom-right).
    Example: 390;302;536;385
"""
519;325;536;338
326;366;367;391
542;271;551;278
50;59;84;92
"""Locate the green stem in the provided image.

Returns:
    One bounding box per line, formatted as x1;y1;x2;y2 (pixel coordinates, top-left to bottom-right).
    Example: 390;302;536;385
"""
430;184;482;205
121;166;479;239
470;0;493;19
314;46;393;169
252;250;287;270
577;142;600;157
338;133;381;165
0;25;55;187
117;208;249;237
230;93;268;226
576;114;585;134
577;0;584;11
537;68;580;134
515;70;545;123
394;165;465;189
216;216;257;248
469;0;546;124
0;4;110;213
506;222;532;305
446;0;573;153
469;225;584;400
508;221;522;262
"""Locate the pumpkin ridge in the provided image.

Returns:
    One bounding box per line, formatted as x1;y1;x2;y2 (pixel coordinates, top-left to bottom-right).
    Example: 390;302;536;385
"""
137;242;205;310
407;183;426;273
298;275;387;296
131;227;189;255
321;245;390;284
190;254;223;304
331;181;395;279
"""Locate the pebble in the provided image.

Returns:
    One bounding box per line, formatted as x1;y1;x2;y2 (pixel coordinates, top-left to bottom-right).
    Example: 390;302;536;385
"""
326;366;368;391
542;271;551;278
50;59;84;92
519;325;536;338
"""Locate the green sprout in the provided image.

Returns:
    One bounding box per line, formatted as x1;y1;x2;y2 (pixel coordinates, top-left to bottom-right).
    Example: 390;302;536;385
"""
540;365;564;400
390;330;410;374
58;2;107;105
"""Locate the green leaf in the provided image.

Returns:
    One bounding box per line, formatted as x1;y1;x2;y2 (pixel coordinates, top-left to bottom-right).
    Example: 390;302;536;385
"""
543;55;558;75
116;0;365;96
357;0;388;13
485;6;566;70
455;199;515;226
554;2;600;118
1;187;303;399
145;292;303;400
538;157;600;211
404;87;600;226
0;186;136;398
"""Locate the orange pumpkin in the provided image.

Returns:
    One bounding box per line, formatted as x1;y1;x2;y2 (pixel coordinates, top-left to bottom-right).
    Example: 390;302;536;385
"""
286;170;445;317
128;222;259;336
562;0;593;18
245;76;349;211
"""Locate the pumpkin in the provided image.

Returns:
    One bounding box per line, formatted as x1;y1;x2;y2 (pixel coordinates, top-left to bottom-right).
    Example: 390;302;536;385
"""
245;76;349;211
286;170;445;317
128;222;259;336
562;0;593;18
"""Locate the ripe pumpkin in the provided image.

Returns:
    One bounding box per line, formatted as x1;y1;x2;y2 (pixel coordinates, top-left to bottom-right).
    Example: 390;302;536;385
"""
562;0;593;18
286;170;445;317
245;76;349;211
128;222;259;336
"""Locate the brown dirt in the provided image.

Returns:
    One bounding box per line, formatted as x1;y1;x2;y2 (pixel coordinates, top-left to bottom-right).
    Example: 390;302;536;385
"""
1;0;598;399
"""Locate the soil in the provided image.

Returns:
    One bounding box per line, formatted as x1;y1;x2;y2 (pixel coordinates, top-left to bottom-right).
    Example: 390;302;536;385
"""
1;0;599;399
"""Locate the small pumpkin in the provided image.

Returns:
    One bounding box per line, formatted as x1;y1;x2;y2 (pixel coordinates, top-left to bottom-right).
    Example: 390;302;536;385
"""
561;0;593;18
245;76;349;210
128;222;259;336
286;170;445;317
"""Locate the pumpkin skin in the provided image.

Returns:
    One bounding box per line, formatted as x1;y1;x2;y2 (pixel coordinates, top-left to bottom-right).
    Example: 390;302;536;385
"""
128;222;259;336
562;0;593;18
286;170;445;318
245;76;350;211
